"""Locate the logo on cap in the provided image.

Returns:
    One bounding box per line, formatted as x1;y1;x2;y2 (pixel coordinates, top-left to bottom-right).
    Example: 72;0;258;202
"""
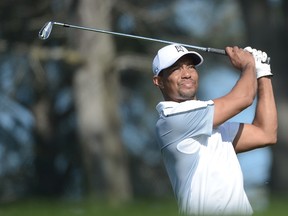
175;45;185;52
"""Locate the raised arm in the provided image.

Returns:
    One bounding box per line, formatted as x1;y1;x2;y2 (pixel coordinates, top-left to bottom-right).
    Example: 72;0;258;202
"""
212;46;257;127
233;75;277;153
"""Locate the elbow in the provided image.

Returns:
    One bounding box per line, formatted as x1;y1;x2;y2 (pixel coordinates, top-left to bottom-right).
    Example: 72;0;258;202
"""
271;131;278;145
260;136;277;149
266;130;278;146
267;137;277;146
270;124;278;145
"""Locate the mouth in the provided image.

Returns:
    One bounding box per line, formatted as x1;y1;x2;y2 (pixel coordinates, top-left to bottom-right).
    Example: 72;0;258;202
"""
179;80;195;88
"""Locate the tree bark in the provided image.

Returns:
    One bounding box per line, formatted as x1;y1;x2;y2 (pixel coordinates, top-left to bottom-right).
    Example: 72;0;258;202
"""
72;0;132;203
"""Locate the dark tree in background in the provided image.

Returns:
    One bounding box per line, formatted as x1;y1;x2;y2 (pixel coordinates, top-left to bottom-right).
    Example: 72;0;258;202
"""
71;0;132;202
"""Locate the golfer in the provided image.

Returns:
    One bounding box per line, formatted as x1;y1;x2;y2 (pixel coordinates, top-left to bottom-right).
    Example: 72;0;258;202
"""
152;44;277;215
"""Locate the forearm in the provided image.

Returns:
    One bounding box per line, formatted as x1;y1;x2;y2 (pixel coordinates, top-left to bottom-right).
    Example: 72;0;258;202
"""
226;46;257;105
213;65;257;126
213;48;257;126
226;64;257;110
252;77;278;143
233;64;257;100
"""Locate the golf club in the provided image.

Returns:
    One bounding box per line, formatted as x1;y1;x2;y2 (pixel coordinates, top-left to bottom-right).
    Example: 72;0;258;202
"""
39;21;270;63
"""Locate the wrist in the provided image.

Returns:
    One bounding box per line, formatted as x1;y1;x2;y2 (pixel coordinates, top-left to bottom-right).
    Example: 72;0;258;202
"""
256;64;273;79
242;62;256;74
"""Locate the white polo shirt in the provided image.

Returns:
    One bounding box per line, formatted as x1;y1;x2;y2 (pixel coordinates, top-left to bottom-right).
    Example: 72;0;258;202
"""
155;100;253;215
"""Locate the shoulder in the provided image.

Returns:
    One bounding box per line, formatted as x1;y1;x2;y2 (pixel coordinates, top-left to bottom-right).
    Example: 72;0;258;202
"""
156;100;214;116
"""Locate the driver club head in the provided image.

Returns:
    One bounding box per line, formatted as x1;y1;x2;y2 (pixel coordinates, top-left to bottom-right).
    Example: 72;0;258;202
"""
38;21;54;40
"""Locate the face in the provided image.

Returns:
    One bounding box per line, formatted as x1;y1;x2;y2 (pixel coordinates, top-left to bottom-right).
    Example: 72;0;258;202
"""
153;55;199;102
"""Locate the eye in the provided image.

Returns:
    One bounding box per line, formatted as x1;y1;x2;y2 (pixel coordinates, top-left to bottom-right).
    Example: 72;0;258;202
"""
172;66;181;72
168;65;181;74
188;64;195;69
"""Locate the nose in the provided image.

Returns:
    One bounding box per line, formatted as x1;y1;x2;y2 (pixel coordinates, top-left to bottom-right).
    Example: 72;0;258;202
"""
181;65;192;78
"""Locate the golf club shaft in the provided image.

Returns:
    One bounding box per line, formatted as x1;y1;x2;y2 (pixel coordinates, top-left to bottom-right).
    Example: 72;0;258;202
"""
39;21;225;55
39;21;271;63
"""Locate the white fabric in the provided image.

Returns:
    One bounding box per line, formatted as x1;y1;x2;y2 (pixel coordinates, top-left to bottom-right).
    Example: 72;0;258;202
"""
155;100;253;215
156;100;214;117
244;46;272;79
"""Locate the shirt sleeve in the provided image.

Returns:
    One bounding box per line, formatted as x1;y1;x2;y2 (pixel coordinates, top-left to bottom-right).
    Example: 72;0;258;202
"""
156;100;214;150
218;122;241;143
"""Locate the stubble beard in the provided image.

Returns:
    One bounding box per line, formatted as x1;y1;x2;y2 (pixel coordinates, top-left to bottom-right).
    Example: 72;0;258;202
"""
178;83;198;101
179;91;197;101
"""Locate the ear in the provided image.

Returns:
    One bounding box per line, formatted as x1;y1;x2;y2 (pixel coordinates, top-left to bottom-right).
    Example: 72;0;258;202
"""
153;76;164;89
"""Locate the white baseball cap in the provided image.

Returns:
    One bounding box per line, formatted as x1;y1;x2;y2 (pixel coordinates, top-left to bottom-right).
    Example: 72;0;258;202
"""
152;44;204;76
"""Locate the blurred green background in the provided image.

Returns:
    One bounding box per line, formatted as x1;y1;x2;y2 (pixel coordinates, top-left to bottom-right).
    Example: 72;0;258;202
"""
1;196;288;215
0;0;288;215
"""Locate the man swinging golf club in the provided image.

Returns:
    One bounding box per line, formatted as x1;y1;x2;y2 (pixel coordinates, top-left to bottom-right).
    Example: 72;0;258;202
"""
152;44;277;215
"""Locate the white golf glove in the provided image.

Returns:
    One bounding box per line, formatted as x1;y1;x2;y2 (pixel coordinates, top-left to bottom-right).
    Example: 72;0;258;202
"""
244;46;273;79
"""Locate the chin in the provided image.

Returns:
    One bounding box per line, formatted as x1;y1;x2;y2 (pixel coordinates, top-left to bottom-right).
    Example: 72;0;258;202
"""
178;96;196;102
180;91;196;99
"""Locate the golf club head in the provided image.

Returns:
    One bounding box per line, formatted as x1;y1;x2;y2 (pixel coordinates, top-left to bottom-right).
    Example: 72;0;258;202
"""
39;21;54;40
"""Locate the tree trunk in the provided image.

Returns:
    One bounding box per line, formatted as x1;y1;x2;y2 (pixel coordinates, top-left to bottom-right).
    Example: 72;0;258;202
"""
72;0;132;203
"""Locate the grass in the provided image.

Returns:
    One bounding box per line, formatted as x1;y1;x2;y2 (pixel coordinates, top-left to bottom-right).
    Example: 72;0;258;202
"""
253;196;288;216
0;197;178;216
0;196;287;216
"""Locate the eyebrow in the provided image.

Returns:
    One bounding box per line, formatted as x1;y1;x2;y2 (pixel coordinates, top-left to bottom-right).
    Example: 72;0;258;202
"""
169;60;195;70
160;58;195;76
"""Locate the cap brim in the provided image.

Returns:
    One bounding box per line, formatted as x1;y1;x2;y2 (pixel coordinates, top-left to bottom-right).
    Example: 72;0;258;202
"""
183;52;203;67
161;51;203;72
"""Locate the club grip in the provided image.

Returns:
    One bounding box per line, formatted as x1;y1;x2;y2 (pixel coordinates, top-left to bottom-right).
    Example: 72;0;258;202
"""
207;47;271;64
206;47;226;55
